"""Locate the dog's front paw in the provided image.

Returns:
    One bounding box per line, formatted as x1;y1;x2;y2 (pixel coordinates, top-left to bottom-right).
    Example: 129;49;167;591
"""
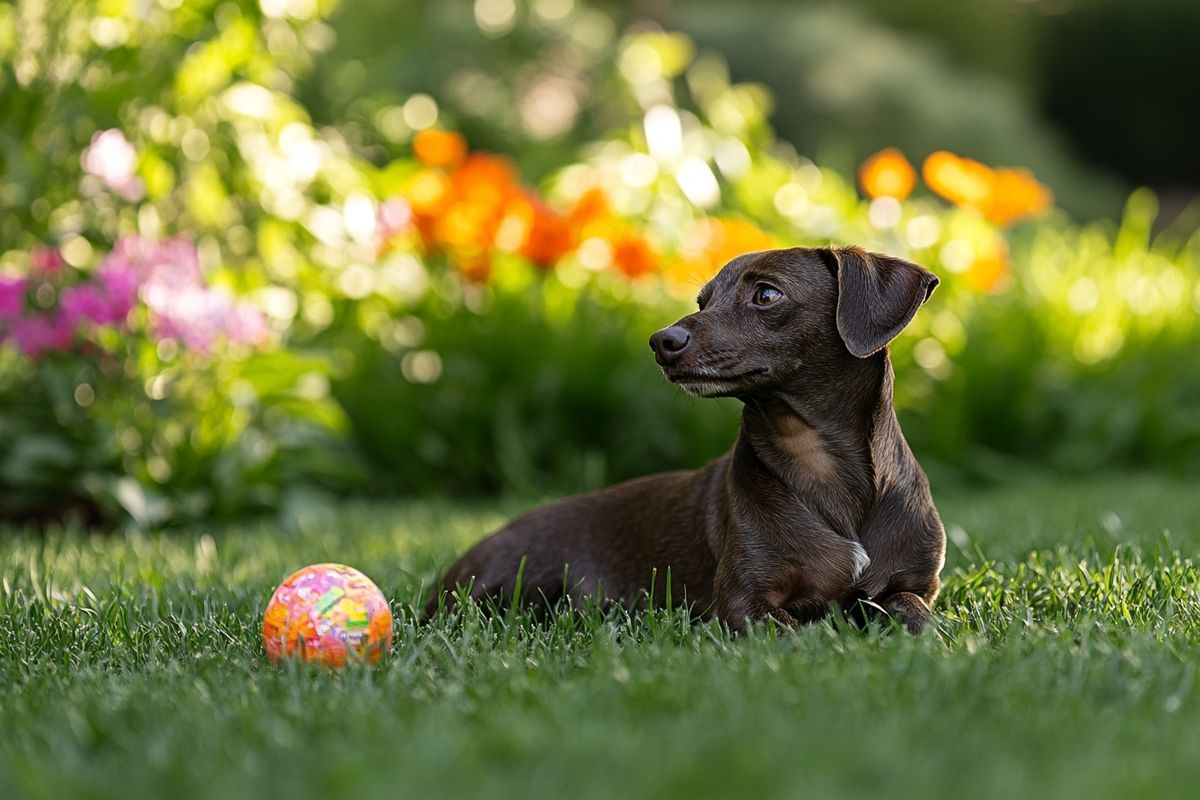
883;592;935;636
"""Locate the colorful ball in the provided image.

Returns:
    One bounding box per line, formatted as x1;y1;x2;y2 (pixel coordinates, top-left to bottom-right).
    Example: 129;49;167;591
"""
262;563;392;667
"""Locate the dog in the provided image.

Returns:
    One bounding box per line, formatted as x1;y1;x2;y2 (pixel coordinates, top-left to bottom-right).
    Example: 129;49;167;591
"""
424;246;945;633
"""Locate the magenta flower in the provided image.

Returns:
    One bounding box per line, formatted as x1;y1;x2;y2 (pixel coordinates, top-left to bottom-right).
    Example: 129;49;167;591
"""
60;285;109;327
97;262;140;311
10;313;74;357
60;268;136;329
0;277;26;323
5;236;267;359
81;129;146;202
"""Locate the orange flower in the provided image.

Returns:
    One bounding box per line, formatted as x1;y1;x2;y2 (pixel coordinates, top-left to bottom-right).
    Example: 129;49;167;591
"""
402;135;553;277
405;152;523;267
982;167;1052;226
399;135;678;279
522;207;572;268
450;153;520;207
567;187;612;234
456;252;492;283
858;148;917;200
413;130;468;169
611;231;658;278
923;151;994;208
435;202;495;253
560;187;657;278
964;236;1009;293
675;217;775;285
497;193;574;268
923;151;1052;226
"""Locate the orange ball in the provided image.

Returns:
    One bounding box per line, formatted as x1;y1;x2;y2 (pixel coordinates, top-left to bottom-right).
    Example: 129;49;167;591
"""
262;563;392;667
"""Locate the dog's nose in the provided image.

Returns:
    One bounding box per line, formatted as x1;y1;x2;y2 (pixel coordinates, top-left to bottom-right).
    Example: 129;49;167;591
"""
649;325;692;365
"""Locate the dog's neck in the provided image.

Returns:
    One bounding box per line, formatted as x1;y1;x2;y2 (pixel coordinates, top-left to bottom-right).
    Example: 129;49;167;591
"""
733;354;888;533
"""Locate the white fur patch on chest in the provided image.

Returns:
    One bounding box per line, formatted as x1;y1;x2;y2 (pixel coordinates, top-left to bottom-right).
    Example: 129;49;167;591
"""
848;540;870;581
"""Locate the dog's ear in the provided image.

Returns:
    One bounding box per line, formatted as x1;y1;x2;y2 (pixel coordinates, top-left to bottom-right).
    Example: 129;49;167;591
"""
827;247;939;358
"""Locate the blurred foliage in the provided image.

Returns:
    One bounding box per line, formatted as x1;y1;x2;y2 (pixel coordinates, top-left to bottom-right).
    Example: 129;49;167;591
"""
1039;0;1200;190
659;0;1129;222
307;0;1192;221
0;0;369;523
842;0;1200;195
298;0;627;181
1;0;1198;527
330;272;738;497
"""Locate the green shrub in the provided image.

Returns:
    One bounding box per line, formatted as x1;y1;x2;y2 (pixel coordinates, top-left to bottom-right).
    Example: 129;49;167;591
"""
328;263;738;496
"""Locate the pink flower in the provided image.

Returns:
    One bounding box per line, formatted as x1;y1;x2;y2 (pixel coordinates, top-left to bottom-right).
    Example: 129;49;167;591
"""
30;247;65;275
11;313;74;357
41;235;269;353
5;236;268;358
81;129;145;202
0;277;26;323
101;236;267;351
147;285;222;351
103;235;203;289
378;197;413;239
148;286;267;352
228;302;268;346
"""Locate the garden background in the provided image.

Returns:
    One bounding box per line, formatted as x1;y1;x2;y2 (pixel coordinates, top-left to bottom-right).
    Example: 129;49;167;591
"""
3;0;1198;528
4;2;1200;798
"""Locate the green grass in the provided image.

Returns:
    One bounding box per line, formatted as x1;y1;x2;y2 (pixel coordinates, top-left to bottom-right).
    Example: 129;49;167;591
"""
2;475;1199;799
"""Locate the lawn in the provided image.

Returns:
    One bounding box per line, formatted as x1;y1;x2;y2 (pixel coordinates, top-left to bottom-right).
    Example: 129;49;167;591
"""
2;475;1198;800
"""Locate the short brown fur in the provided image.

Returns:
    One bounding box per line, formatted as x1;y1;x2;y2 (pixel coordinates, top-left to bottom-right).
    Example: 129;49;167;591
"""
424;246;946;632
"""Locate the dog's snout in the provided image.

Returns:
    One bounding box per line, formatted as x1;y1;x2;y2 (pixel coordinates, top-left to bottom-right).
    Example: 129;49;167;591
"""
649;325;692;365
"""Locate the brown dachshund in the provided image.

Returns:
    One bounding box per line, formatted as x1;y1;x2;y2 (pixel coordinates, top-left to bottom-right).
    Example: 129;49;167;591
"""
425;246;945;633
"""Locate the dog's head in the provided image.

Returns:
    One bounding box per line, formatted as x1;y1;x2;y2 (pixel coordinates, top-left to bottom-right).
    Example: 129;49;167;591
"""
649;246;938;397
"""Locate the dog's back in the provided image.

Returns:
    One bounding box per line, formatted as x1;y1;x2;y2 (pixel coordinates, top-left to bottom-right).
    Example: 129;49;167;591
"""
424;462;725;618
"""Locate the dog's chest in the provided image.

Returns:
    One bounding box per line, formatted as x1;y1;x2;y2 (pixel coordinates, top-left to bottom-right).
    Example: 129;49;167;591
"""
774;416;837;483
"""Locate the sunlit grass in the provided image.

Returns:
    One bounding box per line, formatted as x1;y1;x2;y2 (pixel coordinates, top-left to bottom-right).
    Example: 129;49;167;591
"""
2;475;1199;799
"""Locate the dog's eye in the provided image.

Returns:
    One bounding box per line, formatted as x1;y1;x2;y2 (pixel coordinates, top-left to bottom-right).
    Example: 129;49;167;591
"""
751;285;784;306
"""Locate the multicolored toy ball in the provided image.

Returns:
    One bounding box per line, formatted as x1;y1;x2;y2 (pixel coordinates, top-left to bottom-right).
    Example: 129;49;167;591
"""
262;563;392;667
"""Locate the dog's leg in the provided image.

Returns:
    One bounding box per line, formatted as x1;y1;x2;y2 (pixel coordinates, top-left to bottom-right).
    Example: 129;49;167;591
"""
717;594;802;632
715;522;872;631
879;591;934;635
